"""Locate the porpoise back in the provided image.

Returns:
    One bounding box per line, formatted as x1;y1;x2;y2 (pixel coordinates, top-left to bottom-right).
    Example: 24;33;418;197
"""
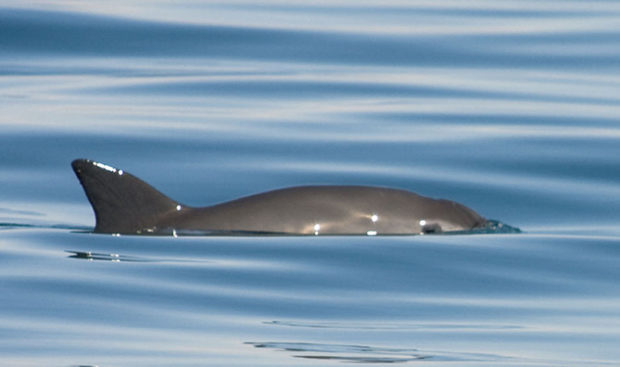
72;159;488;235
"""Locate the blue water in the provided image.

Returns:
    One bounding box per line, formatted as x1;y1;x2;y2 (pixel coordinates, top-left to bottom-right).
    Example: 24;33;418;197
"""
2;1;620;366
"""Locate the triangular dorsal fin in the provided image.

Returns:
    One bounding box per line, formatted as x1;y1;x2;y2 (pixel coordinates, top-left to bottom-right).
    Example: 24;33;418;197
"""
72;159;184;234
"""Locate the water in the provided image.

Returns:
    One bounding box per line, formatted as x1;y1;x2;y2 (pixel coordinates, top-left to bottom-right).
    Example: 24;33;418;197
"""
2;1;620;366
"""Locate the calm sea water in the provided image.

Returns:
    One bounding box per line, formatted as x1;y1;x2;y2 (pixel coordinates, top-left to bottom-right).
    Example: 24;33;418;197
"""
2;1;620;366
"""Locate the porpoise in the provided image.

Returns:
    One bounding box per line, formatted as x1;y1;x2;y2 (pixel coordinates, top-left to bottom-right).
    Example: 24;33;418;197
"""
71;158;499;236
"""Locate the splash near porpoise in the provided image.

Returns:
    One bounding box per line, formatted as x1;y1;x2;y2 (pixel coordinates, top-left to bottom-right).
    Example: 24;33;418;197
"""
71;159;519;236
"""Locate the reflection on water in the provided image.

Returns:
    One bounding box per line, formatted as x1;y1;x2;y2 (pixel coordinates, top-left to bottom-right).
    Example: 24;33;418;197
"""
245;340;543;364
246;341;431;363
66;250;145;262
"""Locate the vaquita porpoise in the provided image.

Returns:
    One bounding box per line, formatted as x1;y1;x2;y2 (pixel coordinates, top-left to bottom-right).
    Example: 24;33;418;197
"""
72;159;517;236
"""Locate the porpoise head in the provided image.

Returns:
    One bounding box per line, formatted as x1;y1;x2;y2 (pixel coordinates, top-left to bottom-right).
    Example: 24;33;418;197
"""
413;199;488;234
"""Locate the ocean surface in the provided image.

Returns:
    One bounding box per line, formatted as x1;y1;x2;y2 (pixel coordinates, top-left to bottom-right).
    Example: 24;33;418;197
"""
2;1;620;366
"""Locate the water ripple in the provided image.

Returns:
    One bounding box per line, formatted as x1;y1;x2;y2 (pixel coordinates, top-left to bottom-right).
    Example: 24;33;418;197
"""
245;341;524;364
3;7;620;68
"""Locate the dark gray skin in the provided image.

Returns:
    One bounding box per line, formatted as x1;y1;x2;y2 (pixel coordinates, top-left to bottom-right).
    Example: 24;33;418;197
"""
72;159;487;235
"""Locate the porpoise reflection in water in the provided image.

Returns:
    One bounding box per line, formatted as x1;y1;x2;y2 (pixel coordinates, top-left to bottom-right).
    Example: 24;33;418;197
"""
72;159;517;236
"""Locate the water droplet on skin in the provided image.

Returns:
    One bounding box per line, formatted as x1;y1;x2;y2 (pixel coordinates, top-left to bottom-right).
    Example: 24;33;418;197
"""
93;161;117;173
314;223;320;235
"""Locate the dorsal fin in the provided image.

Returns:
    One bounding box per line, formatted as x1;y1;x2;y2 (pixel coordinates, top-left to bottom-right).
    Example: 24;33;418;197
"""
71;159;184;234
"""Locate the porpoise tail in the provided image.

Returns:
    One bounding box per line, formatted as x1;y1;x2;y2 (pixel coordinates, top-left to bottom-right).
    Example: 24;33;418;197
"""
72;159;184;234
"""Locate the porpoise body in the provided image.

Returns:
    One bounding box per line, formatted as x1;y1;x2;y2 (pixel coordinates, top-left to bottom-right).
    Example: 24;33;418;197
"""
72;159;492;235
